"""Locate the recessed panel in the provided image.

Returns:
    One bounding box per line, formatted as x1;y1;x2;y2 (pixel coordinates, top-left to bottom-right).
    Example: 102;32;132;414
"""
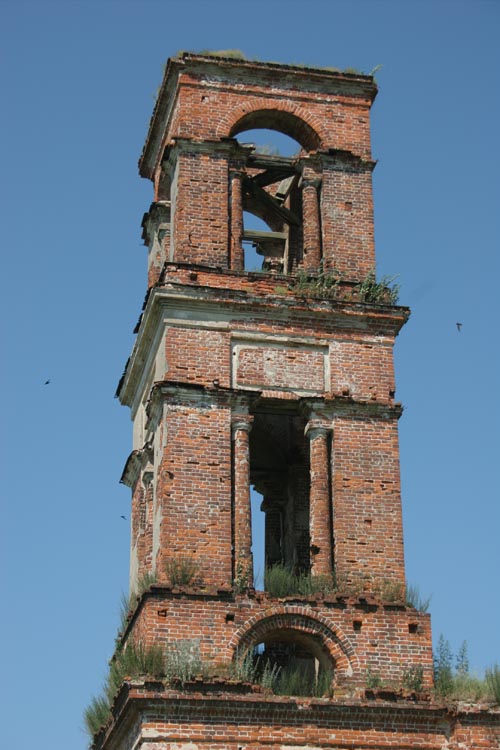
232;341;327;394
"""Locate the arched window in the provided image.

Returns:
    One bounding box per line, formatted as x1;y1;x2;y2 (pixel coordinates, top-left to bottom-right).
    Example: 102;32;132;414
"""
235;626;334;697
230;118;322;274
229;109;321;152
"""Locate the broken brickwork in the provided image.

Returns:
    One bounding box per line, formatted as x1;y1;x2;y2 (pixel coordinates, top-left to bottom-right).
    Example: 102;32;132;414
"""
94;53;500;750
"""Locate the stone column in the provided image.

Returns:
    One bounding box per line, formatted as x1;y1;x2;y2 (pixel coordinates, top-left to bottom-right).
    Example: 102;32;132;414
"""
230;171;244;271
305;422;332;577
302;178;322;272
232;416;254;587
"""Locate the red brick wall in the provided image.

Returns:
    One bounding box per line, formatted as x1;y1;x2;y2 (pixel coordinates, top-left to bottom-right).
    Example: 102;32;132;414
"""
171;149;229;267
99;688;500;750
329;337;396;402
320;162;376;276
154;402;233;586
164;64;374;157
158;267;402;405
126;591;433;690
165;327;231;387
145;57;378;278
332;414;405;589
126;270;406;591
234;343;326;392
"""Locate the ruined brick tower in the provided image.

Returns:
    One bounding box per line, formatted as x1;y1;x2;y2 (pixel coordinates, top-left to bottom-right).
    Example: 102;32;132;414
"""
95;53;498;750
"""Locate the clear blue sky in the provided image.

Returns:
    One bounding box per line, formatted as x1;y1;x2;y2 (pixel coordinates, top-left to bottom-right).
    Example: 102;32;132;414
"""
1;1;499;748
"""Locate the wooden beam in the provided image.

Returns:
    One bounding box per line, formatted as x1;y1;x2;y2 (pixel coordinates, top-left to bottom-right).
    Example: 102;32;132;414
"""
243;177;300;226
242;229;287;242
247;153;298;171
242;230;286;258
250;167;297;189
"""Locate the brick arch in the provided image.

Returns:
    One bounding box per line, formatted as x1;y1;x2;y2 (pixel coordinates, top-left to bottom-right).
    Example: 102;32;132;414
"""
219;102;323;151
227;606;357;677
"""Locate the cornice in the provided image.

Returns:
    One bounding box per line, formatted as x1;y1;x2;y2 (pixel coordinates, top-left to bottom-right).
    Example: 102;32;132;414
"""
145;381;261;429
119;450;142;488
139;57;183;180
141;201;170;246
140;380;401;429
117;281;409;411
319;148;377;173
92;679;498;750
119;444;153;488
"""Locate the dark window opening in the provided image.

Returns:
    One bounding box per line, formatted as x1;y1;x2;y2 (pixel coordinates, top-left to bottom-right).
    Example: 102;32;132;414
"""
249;407;310;590
244;630;333;697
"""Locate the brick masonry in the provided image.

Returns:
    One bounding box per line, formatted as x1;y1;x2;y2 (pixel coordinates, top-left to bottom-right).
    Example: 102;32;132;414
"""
123;589;434;689
99;685;500;750
102;53;500;750
141;55;378;278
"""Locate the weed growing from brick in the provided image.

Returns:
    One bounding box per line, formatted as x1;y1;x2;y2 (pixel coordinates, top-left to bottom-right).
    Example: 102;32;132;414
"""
165;556;200;586
264;563;336;597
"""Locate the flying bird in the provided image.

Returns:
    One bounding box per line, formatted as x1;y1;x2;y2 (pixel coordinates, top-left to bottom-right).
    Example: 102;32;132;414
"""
456;323;462;332
44;379;50;385
120;515;127;520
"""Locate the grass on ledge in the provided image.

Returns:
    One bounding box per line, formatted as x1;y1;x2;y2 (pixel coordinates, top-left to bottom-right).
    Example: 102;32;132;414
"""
264;563;336;598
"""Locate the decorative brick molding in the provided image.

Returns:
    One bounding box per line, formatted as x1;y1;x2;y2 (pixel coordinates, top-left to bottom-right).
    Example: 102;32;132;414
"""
228;606;356;677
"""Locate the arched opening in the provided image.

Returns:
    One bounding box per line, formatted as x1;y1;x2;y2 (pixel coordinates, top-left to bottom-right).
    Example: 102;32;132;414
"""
233;126;309;274
236;628;334;697
230;110;321;153
236;128;303;158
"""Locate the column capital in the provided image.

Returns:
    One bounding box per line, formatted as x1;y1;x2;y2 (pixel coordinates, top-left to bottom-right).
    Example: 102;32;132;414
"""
304;420;331;440
231;414;254;436
301;177;322;190
142;469;154;488
297;153;322;173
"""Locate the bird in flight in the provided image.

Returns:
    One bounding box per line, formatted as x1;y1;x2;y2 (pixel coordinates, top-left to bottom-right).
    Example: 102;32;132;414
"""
120;515;127;520
44;379;50;385
456;322;462;332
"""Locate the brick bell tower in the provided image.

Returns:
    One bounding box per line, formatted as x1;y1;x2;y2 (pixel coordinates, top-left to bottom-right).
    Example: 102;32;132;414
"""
96;52;469;750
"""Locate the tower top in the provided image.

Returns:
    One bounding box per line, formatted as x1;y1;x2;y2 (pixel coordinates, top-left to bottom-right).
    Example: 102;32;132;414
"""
139;52;377;181
136;51;380;278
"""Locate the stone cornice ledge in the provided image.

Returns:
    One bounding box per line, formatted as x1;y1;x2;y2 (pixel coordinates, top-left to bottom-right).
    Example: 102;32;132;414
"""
142;381;402;429
93;679;499;750
119;444;153;488
117;284;409;410
145;381;261;429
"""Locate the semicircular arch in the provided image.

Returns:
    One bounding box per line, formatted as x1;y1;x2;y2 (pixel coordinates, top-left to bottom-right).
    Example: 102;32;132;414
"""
218;104;323;152
227;607;357;677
